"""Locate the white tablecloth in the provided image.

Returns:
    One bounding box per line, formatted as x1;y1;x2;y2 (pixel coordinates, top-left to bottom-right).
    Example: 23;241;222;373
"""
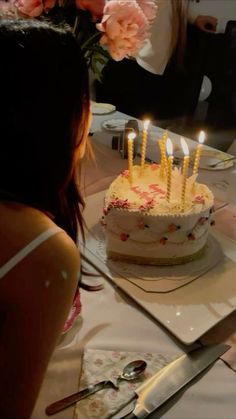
33;111;236;419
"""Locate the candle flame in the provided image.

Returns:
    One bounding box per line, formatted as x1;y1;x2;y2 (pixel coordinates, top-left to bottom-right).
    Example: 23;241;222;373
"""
166;137;173;156
180;137;189;156
127;132;136;141
143;119;150;131
198;130;205;144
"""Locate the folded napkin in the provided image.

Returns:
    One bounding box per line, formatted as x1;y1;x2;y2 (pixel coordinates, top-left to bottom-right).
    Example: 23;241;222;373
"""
74;349;177;419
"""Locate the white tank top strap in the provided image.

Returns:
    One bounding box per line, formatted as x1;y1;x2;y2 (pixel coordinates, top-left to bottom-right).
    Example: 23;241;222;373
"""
0;226;64;279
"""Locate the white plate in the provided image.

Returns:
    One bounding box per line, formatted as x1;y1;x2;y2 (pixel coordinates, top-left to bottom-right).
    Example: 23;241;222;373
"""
199;149;235;170
102;118;128;132
82;190;236;346
91;101;116;115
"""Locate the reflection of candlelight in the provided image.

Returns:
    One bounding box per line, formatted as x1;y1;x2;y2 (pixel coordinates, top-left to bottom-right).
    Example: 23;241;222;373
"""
193;130;205;175
180;137;190;211
128;132;136;183
140;119;150;169
166;138;173;202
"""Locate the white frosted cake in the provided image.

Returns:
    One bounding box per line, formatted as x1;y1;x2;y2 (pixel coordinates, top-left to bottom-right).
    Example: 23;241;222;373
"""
103;163;214;265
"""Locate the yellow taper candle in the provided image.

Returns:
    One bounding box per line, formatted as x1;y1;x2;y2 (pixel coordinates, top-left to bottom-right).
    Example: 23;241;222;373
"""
192;130;205;176
127;132;136;183
180;137;190;211
166;138;173;202
162;130;168;143
140;119;150;170
158;139;168;178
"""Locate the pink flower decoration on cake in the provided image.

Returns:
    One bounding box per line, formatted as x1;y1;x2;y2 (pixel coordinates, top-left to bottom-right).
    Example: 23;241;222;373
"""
167;224;179;232
139;199;155;212
150;163;160;170
131;186;141;195
193;195;205;204
96;0;157;61
120;233;129;241
109;198;130;209
139;191;152;201
149;184;165;195
121;169;130;178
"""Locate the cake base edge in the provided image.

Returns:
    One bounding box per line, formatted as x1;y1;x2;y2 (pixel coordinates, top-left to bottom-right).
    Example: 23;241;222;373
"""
107;246;206;266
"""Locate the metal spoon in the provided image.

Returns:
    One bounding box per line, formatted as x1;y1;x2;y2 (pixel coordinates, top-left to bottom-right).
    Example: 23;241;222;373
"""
45;359;147;416
207;156;236;168
116;359;147;385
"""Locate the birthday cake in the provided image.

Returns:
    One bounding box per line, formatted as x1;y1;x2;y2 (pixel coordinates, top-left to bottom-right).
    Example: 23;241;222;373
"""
103;163;214;265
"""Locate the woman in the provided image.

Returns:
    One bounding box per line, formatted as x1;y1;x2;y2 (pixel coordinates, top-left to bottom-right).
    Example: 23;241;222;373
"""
0;18;91;418
96;0;189;121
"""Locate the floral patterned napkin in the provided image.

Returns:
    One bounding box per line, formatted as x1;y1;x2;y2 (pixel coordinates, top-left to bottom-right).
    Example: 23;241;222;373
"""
74;349;177;419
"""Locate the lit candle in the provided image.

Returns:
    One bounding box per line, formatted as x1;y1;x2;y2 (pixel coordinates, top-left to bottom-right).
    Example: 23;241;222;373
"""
140;119;150;170
127;132;136;183
180;137;190;211
166;138;173;202
192;130;205;175
158;138;168;178
162;130;168;142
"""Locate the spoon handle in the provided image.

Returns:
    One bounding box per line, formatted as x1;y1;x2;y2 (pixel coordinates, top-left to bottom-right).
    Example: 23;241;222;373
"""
45;380;115;416
210;156;236;167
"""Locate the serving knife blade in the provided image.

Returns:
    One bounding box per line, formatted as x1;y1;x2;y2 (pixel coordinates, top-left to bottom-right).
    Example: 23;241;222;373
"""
119;343;230;419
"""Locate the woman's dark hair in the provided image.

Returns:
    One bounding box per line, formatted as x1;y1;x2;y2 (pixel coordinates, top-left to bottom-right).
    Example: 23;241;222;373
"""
0;18;90;242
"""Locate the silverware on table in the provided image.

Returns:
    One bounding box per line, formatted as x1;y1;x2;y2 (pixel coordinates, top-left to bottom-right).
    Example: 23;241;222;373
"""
119;343;230;419
45;380;116;416
207;156;236;168
45;359;147;416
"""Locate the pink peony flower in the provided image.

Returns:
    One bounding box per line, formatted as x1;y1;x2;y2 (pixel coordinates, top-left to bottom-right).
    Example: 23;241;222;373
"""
96;0;157;61
136;0;157;22
14;0;56;17
76;0;105;21
0;0;16;16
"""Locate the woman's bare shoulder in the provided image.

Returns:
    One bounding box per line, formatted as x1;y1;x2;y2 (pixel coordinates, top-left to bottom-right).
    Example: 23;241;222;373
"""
0;202;80;297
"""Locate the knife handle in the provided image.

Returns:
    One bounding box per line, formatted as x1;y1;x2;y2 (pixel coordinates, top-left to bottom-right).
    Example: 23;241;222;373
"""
45;380;115;416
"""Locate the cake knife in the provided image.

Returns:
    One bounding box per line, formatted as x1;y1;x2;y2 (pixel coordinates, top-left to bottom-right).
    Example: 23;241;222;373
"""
119;343;230;419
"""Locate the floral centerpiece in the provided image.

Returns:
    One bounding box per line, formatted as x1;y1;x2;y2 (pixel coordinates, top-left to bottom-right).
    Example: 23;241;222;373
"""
0;0;157;79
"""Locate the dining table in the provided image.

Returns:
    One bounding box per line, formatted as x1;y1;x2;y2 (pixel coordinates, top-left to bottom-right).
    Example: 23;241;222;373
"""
32;109;236;419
